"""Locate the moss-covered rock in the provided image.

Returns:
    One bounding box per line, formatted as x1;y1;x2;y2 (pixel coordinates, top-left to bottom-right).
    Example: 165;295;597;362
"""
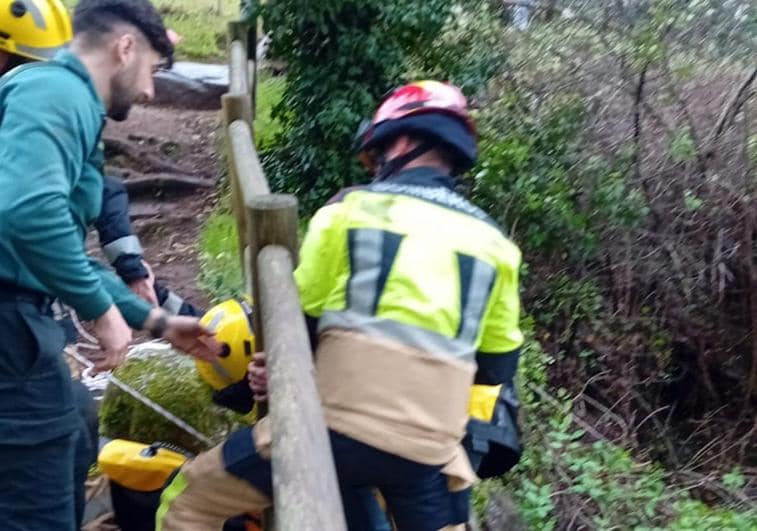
100;346;249;454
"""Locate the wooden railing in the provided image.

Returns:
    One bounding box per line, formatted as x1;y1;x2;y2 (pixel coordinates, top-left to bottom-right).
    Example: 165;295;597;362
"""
220;17;347;531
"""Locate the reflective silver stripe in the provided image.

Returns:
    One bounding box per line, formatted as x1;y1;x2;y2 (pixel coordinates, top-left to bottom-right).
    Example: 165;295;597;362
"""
211;360;234;385
24;1;47;30
458;259;496;344
103;235;144;263
206;312;225;333
14;43;64;60
319;310;476;363
161;291;184;316
348;229;384;314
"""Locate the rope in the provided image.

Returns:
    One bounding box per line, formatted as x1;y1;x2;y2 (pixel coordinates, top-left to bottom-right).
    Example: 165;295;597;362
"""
66;343;216;448
69;308;98;345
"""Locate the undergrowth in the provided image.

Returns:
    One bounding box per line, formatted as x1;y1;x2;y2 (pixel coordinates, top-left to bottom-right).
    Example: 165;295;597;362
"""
199;75;284;301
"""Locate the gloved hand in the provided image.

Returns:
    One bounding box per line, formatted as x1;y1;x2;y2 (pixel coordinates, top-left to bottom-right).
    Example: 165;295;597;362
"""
212;378;256;414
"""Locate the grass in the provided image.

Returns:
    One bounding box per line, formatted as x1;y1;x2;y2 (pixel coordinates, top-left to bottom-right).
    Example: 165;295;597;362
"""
199;75;285;301
198;209;243;302
62;0;235;61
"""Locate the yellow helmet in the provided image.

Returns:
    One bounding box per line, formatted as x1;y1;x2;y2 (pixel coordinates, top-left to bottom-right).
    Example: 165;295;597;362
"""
196;298;256;390
0;0;72;61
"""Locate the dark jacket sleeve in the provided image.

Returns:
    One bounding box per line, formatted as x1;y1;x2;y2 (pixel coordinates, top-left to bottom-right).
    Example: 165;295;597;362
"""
475;349;521;388
95;175;148;283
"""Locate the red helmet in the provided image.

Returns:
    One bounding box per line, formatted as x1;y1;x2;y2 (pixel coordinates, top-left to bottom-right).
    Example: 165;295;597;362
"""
356;81;478;174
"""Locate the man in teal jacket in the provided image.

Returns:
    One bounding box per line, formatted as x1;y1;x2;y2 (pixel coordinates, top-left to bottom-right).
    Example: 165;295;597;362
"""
0;1;219;529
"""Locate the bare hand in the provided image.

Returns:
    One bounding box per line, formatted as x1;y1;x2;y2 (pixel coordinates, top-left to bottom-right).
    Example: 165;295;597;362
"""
163;315;222;361
129;261;158;306
248;352;267;402
92;305;132;372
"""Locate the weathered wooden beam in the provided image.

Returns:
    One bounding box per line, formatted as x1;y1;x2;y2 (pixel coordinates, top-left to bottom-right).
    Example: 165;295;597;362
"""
257;246;347;531
229;40;249;95
221;96;254;265
229;120;269;200
246;194;298;347
227;20;249;51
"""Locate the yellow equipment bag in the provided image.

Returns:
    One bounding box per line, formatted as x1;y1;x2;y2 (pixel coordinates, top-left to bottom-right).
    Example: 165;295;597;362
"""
464;384;522;478
468;384;502;421
98;440;261;531
98;439;191;493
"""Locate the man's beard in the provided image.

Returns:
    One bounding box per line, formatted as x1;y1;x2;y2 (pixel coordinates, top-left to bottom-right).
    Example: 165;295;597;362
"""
108;71;136;122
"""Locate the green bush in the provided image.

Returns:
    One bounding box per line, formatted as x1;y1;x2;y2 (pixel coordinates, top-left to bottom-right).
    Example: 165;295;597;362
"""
254;75;286;150
260;0;455;215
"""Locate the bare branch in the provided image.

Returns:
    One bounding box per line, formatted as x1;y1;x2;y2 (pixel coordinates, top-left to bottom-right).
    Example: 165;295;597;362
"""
705;67;757;157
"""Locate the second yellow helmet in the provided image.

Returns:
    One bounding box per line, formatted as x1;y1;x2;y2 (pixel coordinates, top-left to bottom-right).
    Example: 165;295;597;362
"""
196;298;256;390
0;0;72;61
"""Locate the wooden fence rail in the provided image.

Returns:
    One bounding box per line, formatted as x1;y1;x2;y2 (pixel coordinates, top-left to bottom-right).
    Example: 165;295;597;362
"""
221;19;347;531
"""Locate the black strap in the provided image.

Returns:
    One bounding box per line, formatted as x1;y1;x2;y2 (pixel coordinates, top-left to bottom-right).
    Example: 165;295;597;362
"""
140;441;195;459
0;279;52;306
375;141;435;182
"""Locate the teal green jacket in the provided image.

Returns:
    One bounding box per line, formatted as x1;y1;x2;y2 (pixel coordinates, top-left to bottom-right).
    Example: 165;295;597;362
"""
0;50;151;328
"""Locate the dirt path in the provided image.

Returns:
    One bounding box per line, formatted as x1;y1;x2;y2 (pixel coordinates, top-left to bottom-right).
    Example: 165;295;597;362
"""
99;104;222;311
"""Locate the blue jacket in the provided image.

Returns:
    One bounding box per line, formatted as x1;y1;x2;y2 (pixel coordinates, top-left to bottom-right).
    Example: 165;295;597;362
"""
0;50;151;328
95;175;201;317
97;175;149;283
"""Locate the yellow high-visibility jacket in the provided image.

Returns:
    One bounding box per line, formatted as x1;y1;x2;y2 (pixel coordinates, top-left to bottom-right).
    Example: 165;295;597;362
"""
294;167;524;485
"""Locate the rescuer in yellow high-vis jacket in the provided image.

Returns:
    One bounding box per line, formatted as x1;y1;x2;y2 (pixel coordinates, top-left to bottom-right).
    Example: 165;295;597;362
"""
157;81;524;531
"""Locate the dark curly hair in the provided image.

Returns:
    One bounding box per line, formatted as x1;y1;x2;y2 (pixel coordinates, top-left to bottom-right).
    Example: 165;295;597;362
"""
73;0;174;66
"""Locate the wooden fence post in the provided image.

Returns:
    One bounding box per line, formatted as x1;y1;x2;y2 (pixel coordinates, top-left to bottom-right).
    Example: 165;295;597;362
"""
228;40;249;95
228;20;249;51
222;7;346;528
222;37;253;266
246;194;298;347
247;195;300;531
257;246;348;531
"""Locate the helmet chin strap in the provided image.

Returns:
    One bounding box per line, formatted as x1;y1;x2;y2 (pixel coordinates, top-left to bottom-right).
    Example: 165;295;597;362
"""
374;141;435;182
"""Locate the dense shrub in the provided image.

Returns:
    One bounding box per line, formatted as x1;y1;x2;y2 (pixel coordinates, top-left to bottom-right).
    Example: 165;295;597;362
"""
260;0;454;214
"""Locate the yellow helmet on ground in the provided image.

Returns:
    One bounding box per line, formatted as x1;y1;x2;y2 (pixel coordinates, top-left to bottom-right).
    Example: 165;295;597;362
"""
0;0;72;61
196;298;256;390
